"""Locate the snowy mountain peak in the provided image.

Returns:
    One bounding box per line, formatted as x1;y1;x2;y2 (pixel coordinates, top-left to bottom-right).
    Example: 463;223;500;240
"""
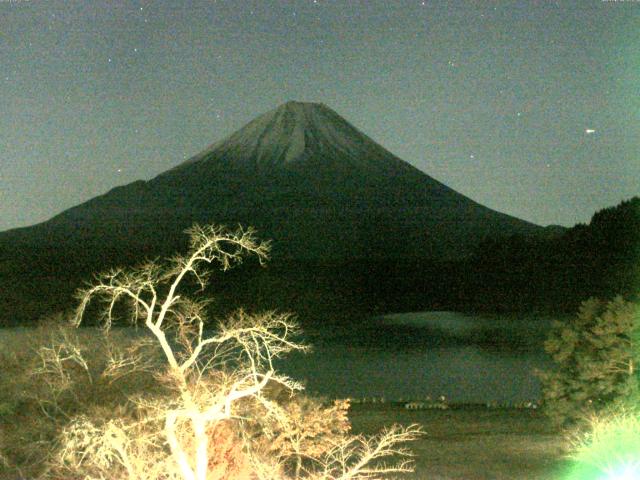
175;101;407;173
278;100;327;112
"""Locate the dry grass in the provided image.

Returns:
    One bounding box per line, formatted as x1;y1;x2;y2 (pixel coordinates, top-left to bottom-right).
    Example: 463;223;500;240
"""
348;403;568;480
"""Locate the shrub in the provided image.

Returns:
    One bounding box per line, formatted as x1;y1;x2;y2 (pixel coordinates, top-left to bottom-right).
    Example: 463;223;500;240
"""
0;318;164;478
561;406;640;479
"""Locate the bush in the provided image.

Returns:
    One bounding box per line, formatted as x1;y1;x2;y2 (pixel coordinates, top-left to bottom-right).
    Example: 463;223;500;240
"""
561;406;640;479
0;318;164;478
537;296;640;428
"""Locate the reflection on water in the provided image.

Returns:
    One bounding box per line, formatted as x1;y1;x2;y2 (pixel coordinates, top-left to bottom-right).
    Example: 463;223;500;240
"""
275;312;554;404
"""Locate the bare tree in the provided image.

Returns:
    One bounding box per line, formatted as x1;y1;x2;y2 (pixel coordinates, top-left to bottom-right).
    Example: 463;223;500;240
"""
46;224;422;480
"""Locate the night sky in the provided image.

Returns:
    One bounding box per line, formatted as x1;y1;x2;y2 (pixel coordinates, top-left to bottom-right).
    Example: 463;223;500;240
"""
1;0;638;232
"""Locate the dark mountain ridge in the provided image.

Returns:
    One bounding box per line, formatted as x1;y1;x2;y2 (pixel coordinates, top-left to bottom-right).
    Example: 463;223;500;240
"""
4;102;544;256
0;101;554;325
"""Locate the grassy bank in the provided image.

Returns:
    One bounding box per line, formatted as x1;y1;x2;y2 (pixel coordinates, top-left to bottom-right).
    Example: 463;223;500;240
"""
349;403;568;480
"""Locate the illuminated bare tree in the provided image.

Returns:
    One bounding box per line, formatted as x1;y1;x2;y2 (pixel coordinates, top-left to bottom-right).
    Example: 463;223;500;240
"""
57;224;421;480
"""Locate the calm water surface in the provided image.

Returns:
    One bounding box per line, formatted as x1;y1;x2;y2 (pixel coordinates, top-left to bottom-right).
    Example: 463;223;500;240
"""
2;312;555;404
275;311;554;404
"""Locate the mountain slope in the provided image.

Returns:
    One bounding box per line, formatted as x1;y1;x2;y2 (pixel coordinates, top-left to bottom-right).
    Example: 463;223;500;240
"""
0;101;549;324
158;101;543;258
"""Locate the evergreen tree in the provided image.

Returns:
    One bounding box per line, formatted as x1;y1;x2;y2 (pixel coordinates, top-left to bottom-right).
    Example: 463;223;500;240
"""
538;296;640;427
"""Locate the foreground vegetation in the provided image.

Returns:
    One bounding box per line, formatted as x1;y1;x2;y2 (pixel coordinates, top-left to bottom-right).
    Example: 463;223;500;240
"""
3;321;638;479
0;325;568;480
0;321;567;479
537;296;640;428
2;220;638;478
1;225;421;480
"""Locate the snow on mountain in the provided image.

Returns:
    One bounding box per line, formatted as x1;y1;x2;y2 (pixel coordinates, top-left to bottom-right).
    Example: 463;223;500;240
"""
2;100;544;258
0;100;552;324
172;101;413;175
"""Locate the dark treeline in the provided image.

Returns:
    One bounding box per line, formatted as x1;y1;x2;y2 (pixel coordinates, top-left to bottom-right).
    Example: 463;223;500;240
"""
463;196;639;313
219;197;640;322
1;197;638;326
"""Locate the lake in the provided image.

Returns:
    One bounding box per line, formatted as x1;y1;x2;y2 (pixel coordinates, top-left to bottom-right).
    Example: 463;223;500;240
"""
1;311;556;405
275;311;555;404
